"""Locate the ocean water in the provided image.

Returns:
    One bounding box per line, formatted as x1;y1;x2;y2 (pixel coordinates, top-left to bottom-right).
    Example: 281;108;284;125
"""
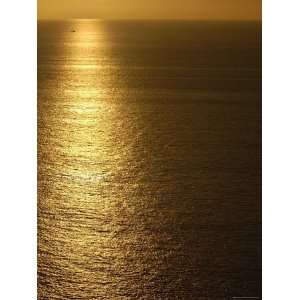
38;20;261;299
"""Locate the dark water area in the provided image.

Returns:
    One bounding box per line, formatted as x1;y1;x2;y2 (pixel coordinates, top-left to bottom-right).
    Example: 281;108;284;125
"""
38;20;261;299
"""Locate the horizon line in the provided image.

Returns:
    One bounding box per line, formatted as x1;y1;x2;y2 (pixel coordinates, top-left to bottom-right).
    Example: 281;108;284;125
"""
37;17;262;22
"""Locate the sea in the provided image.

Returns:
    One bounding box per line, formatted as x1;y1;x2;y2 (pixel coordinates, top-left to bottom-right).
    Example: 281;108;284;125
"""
38;19;261;299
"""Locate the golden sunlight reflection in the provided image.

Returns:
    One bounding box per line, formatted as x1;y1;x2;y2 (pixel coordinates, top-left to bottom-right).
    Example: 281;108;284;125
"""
59;22;115;183
39;21;136;294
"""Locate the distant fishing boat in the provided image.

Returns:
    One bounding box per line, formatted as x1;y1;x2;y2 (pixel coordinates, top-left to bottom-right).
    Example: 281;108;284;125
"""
71;30;76;32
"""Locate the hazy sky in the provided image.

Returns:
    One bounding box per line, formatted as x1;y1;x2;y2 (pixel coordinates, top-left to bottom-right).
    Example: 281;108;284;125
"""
38;0;261;20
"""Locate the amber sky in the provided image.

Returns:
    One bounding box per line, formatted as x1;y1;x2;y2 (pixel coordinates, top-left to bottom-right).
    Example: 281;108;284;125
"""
38;0;261;20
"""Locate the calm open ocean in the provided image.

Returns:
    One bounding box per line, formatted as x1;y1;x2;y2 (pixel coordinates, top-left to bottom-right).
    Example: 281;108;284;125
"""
38;20;261;299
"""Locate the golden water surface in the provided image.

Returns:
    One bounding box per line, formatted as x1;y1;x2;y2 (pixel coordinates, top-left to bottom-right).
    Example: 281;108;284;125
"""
38;20;261;299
